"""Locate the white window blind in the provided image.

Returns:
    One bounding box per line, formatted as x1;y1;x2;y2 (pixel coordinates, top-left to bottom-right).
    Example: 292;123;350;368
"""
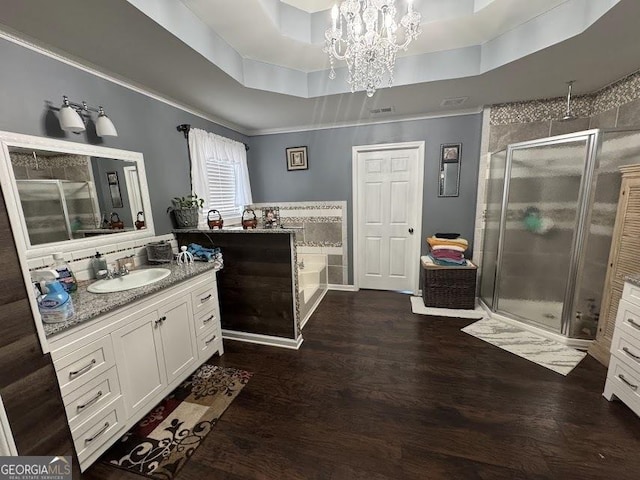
205;159;242;220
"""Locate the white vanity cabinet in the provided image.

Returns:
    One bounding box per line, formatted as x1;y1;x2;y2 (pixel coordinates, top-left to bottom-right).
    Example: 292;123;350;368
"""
604;280;640;416
48;269;222;471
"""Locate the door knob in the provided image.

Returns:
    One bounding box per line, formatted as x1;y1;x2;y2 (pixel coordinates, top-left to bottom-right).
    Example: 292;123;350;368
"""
408;228;414;234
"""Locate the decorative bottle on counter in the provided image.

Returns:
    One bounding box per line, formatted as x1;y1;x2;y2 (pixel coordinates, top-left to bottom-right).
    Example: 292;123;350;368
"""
53;253;77;293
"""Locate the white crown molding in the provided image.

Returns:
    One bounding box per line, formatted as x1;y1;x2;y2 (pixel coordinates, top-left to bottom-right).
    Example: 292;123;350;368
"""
247;107;483;136
0;26;250;136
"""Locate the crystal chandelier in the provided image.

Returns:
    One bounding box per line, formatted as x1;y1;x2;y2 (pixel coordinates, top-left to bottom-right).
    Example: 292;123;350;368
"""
324;0;422;97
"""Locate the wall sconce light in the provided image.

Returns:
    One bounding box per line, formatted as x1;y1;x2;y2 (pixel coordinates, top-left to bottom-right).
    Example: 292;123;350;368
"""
58;95;118;137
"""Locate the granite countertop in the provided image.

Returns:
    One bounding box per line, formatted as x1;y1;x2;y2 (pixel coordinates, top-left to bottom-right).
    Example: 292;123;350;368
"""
626;274;640;288
174;227;300;234
44;262;219;338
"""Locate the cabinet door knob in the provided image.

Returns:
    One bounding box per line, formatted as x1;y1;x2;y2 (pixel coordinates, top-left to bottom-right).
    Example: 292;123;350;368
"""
408;228;414;234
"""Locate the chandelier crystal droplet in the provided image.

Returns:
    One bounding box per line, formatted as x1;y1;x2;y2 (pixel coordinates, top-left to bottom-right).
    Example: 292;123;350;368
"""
324;0;422;97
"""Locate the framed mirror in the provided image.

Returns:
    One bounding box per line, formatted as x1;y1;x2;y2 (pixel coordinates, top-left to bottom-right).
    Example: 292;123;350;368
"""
438;143;461;197
0;131;155;258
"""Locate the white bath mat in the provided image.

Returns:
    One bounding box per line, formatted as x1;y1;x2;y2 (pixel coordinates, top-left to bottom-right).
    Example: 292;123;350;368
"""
462;318;586;376
410;296;484;319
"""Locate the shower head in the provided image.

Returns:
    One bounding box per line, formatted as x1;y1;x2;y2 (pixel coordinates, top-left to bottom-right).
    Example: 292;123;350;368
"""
560;81;577;122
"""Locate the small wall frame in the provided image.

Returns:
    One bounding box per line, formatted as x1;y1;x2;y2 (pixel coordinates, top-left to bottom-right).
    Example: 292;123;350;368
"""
286;146;308;171
107;171;123;207
438;143;461;197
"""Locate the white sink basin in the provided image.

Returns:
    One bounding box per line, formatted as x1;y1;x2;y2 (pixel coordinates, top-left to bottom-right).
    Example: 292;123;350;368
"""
87;268;171;294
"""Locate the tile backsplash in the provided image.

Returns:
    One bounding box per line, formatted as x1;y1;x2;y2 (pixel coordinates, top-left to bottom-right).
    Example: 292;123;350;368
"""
27;233;178;282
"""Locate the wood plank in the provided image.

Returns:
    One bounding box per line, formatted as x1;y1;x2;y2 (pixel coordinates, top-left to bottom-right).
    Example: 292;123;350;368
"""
82;289;640;480
176;231;297;339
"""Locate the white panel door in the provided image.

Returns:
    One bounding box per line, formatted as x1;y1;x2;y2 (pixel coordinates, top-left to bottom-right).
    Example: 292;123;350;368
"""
158;298;197;385
112;311;166;417
356;146;422;291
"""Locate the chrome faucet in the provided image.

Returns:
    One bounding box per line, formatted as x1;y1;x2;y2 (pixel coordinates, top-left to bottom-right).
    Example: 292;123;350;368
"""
107;256;133;278
107;264;129;279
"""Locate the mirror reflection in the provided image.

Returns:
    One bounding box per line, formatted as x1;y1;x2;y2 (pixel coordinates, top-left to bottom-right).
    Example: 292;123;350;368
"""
10;148;146;246
438;143;461;197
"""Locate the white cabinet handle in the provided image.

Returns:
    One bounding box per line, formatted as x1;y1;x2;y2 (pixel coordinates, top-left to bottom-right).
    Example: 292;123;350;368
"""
85;422;109;444
201;294;212;303
205;335;217;345
203;315;215;324
69;359;96;379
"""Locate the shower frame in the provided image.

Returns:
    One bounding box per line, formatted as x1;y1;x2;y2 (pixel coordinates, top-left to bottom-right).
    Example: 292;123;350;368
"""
481;128;639;340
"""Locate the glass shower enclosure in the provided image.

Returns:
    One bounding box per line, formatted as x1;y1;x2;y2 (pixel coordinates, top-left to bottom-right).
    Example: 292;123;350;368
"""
480;128;640;340
16;179;99;245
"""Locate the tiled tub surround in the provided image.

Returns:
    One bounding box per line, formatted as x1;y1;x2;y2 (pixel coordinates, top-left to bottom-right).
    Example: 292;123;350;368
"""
251;201;348;285
43;262;219;337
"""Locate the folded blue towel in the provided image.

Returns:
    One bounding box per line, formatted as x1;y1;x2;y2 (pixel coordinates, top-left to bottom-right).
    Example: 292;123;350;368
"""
187;243;221;262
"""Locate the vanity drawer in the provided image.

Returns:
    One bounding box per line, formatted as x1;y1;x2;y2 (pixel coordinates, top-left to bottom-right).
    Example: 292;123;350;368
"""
196;327;222;361
191;283;218;314
623;282;640;309
55;335;115;396
194;305;219;335
615;299;640;335
72;396;126;465
63;366;121;430
605;356;640;417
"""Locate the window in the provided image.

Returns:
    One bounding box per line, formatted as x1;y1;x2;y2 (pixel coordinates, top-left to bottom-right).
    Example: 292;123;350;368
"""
205;159;242;223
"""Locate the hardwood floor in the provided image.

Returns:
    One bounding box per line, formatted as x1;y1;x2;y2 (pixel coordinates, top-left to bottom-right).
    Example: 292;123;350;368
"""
84;290;640;479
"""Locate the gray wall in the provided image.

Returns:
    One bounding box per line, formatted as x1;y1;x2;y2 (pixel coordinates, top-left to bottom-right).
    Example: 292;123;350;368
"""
0;37;248;234
248;114;483;283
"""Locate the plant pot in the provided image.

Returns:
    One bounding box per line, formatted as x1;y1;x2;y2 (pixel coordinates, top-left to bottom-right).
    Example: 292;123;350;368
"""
173;207;199;228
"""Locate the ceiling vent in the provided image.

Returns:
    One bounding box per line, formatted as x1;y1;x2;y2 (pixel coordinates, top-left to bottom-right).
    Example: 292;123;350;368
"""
369;106;395;115
441;96;468;107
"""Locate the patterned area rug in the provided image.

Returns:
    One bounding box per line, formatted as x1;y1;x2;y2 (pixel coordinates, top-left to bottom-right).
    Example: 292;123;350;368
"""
462;318;586;376
102;365;252;479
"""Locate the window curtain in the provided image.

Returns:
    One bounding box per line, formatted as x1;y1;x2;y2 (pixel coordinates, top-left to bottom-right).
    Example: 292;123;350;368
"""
188;128;253;223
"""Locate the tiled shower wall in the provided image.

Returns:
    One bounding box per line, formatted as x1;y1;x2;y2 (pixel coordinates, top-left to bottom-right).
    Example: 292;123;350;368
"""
473;69;640;305
251;201;348;285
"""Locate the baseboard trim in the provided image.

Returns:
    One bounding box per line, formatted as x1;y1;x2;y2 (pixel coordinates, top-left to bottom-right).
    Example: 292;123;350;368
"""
222;330;303;350
301;287;328;329
328;284;358;292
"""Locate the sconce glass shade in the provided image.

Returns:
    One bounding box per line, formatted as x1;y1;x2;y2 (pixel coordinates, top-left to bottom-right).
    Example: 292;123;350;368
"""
59;105;85;133
95;109;118;137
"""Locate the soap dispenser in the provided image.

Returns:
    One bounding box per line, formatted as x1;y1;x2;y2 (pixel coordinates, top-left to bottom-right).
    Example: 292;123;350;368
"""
90;251;108;279
32;269;75;323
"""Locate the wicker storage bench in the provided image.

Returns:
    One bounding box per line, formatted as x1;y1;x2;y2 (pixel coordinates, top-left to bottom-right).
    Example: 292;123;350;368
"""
421;256;477;310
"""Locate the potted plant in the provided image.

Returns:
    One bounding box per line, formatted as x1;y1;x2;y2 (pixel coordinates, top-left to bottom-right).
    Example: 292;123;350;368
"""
167;193;204;228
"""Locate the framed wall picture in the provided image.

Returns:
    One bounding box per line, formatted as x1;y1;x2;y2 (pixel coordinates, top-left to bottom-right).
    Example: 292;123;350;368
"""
286;146;308;171
438;143;461;198
106;171;123;208
261;206;280;228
